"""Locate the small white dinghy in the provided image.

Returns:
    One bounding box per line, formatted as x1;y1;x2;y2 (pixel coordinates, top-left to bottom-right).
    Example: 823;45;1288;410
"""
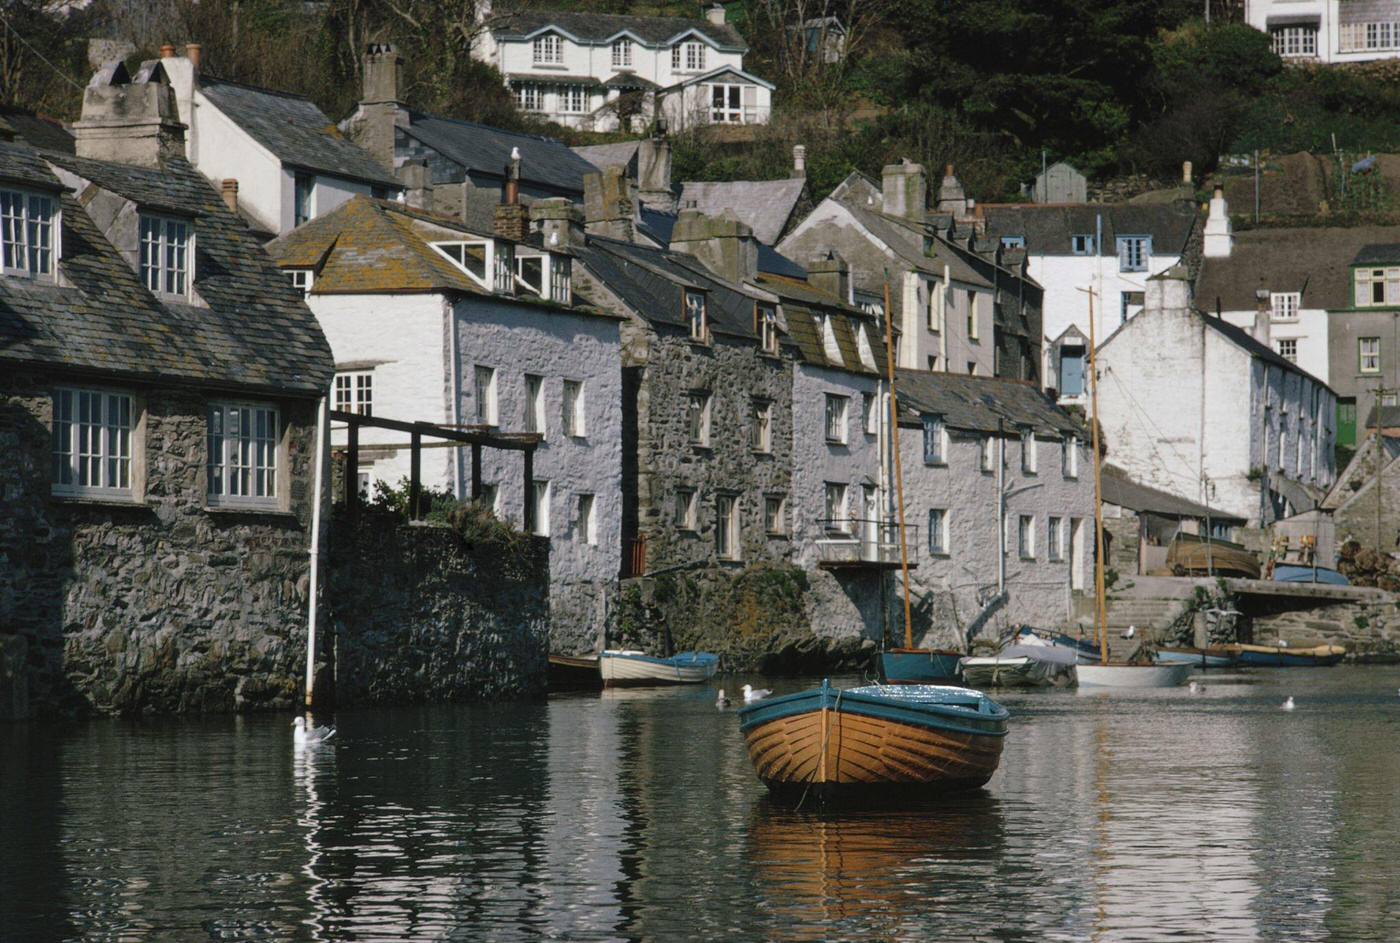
1076;662;1192;689
598;650;719;686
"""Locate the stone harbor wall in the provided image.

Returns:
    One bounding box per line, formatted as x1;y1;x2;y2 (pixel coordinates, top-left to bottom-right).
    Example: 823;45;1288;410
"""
327;506;551;704
0;373;319;718
1242;590;1400;660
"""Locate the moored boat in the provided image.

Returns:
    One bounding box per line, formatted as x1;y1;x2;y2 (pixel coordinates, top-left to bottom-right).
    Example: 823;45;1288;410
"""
959;640;1078;688
1076;662;1193;688
880;648;962;684
598;650;719;686
738;681;1009;803
1152;646;1238;669
1019;627;1102;664
1222;643;1346;667
547;653;603;691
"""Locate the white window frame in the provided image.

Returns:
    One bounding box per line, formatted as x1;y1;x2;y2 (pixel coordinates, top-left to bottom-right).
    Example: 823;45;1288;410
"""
764;493;786;535
563;379;586;437
688;391;712;446
612;38;633;68
1116;235;1150;273
1273;24;1319;57
716;493;741;560
139;213;191;298
1048;516;1064;561
1271;292;1300;322
751;398;772;453
1361;337;1381;374
547;253;571;304
686;289;708;342
1276;338;1298;363
207;401;280;510
525;373;546;436
672;40;707;71
1021;427;1038;474
1;187;57;278
981;435;995;473
430;239;511;293
1071;234;1094;255
709;83;753;123
824;482;850;533
820;315;843;364
514;83;544;111
288;268;313;298
1062;435;1078;478
923;415;946;465
294;173;314;227
863;391;879;436
966;290;980;340
479;482;500;516
473;365;498;426
855;324;877;370
333;370;373;416
1355;266;1400;307
51;388;135;499
532;34;562;64
928;281;945;332
825;393;849;444
757;303;778;354
928;508;948;556
577;492;597;545
1018;514;1036;559
675;487;699;530
532;480;551;536
560;84;588;114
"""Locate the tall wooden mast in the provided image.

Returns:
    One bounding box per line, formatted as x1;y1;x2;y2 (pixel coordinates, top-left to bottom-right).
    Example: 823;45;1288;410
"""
882;278;914;650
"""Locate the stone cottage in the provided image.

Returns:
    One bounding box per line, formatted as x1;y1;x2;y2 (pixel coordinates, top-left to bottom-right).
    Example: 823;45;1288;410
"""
266;184;623;655
0;80;334;717
894;371;1095;639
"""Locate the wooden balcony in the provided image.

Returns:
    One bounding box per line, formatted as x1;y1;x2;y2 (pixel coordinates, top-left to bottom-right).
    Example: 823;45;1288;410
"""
814;518;918;570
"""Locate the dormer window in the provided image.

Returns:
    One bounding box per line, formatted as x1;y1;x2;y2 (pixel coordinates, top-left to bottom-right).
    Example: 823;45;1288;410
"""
686;289;708;342
139;214;190;298
548;253;571;304
533;34;562;64
2;188;56;278
855;323;877;370
431;239;514;294
672;41;707;71
820;314;842;364
493;241;515;294
612;39;633;68
288;269;313;298
756;303;778;354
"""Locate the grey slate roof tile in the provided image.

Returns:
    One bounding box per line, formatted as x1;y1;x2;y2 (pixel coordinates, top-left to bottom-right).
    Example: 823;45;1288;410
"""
402;113;598;195
979;203;1198;258
1102;464;1245;521
200;77;399;188
678;178;805;245
490;11;747;50
0;138;65;190
895;369;1084;440
1194;225;1399;312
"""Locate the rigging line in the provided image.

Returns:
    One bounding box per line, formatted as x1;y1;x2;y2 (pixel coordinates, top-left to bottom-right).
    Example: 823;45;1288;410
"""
0;8;87;92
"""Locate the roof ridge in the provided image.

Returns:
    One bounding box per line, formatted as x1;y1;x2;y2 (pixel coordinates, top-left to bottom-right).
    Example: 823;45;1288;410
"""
201;74;314;104
409;110;569;145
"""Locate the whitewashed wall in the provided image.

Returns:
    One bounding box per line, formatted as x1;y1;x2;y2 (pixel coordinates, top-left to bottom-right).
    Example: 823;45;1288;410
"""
184;90;285;235
1219;307;1331;385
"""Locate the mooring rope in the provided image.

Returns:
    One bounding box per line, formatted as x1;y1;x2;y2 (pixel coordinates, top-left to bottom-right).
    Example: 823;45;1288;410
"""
795;686;844;811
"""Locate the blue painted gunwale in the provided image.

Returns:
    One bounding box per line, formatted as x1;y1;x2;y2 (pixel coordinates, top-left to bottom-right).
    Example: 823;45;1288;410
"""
1234;649;1345;668
738;682;1010;740
1153;647;1237;668
605;651;719;669
879;650;963;683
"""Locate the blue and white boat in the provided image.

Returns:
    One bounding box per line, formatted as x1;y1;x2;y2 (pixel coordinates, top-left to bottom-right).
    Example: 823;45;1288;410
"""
1152;646;1238;668
1019;626;1102;664
598;650;719;686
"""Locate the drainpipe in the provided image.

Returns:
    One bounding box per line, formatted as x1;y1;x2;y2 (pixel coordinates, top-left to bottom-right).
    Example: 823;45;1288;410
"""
304;394;328;709
997;418;1006;593
448;297;464;497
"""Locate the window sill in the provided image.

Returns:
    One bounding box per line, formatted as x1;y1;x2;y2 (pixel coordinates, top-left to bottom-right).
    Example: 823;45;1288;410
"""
1019;556;1037;562
205;504;295;518
751;449;773;457
766;532;790;540
691;443;713;453
530;63;567;70
826;439;849;447
50;493;146;509
929;551;951;560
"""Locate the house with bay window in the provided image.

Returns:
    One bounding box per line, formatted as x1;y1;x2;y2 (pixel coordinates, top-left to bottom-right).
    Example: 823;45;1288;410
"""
1246;0;1400;64
0;77;335;717
473;5;772;131
267;193;623;655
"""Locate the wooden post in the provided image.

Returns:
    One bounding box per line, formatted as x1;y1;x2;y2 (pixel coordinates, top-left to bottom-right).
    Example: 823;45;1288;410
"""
1088;285;1109;666
346;418;359;521
409;430;421;521
523;446;535;533
471;443;483;501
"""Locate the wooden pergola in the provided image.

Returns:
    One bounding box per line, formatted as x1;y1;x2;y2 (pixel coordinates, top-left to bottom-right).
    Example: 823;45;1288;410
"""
331;410;541;527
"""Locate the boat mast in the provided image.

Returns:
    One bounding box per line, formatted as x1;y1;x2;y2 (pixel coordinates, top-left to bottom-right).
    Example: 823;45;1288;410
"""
1088;268;1108;666
882;276;915;650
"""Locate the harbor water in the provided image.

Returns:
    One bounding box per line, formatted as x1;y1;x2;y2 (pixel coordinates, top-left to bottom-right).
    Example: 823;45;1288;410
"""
4;666;1400;941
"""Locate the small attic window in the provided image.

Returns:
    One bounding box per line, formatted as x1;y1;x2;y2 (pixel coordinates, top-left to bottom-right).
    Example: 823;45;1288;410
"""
820;314;843;364
685;289;708;342
1;188;58;279
288;269;313;298
548;253;571;304
140;214;191;298
1000;236;1025;250
855;323;876;370
756;303;778;354
431;240;490;286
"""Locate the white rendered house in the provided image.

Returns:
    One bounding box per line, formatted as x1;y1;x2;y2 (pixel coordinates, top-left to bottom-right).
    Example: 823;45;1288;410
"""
1245;0;1400;64
475;5;772;131
267;195;623;653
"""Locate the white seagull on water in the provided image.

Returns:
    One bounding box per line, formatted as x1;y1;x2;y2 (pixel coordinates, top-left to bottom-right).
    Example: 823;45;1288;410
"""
716;689;731;709
742;684;772;703
1189;681;1205;694
1281;696;1296;711
292;716;336;749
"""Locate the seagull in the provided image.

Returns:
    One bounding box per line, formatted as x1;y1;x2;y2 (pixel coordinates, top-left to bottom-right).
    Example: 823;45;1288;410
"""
1121;625;1136;640
715;689;731;709
1281;696;1296;711
1189;681;1205;694
292;716;336;749
1277;639;1289;648
741;684;772;703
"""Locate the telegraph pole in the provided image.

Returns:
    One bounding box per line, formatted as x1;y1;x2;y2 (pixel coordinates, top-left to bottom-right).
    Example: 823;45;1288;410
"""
1377;385;1386;550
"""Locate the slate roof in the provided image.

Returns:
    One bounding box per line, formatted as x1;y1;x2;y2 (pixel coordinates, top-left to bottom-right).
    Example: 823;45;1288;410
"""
978;203;1198;258
1194;225;1400;312
571;141;639;172
1102;464;1245;521
401;113;597;195
894;369;1085;439
0;106;73;154
679;178;805;245
636;206;807;279
0;137;66;190
199;77;399;189
489;11;748;50
1202;306;1329;386
837;198;993;288
758;273;886;376
2;145;332;395
1353;243;1400;266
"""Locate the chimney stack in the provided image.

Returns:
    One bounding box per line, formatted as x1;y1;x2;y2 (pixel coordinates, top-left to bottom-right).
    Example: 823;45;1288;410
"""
669;208;757;284
357;43;405;172
881;159;927;222
706;3;726;25
807;250;850;304
531;198;587;249
494;147;529;242
637;130;675;213
792;144;806;179
1182;160;1193;185
73;69;187;167
583;166;635;242
160;43;176;59
1203;183;1233;258
1144;263;1193;320
399;158;431;209
184;43;202;72
937;163;967;218
221;178;239;214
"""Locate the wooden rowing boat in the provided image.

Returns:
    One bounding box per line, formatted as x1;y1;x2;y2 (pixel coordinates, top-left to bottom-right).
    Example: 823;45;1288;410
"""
547;654;603;691
738;681;1009;804
597;650;719;686
1221;643;1346;667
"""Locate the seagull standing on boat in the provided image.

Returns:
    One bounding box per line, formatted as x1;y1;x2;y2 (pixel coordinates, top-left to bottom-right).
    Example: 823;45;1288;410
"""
1281;696;1296;711
742;684;772;703
292;716;336;749
716;689;731;709
1121;625;1136;639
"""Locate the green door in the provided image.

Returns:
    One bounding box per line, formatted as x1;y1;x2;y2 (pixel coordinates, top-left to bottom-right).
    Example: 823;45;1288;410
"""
1338;398;1357;447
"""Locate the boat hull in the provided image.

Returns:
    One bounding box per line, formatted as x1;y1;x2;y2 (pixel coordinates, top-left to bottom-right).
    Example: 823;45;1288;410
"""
1152;647;1238;669
880;649;962;684
547;654;603;691
1076;663;1192;688
598;650;719;686
1225;644;1346;667
739;684;1007;803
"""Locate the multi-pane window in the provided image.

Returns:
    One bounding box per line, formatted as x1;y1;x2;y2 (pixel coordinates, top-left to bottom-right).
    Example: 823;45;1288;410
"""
51;389;133;497
923;415;946;464
1354;266;1400;306
686;290;708;341
532;34;562;64
716;494;740;560
981;436;995;472
757;304;778;354
1048;516;1064;561
1273;25;1319;56
710;84;750;123
824;482;849;532
672;41;706;71
548;254;571;303
928;508;948;555
764;494;786;535
473;365;497;425
1276;338;1298;363
1121;291;1145;321
514;84;543;111
675;487;698;530
2;188;55;276
1271;292;1300;321
688;391;712;445
560;84;588;114
577;493;596;545
928;282;945;332
1071;234;1095;255
825;394;848;444
612;39;633;67
333;371;373;416
863;392;878;435
288;269;313;298
1021;427;1037;473
1361;337;1381;374
1018;514;1035;559
966;290;979;340
525;373;546;436
139;215;190;297
532;480;551;536
1341;21;1400;51
208;403;279;507
294;173;313;227
751;399;772;452
563;379;585;436
1000;236;1025;250
431;240;489;283
1116;236;1150;272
